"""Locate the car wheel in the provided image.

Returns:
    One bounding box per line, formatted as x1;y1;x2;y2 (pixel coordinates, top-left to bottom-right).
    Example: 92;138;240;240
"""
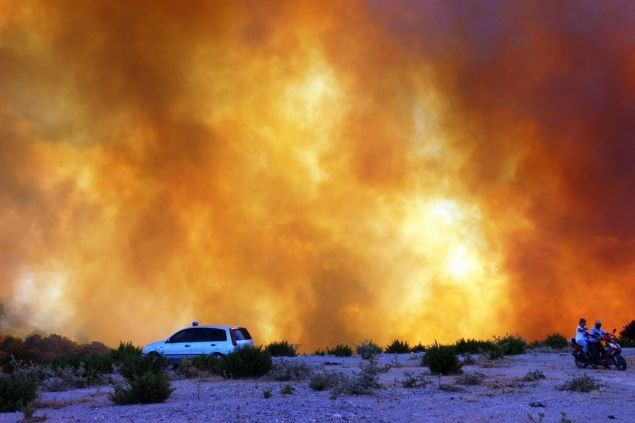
212;352;225;358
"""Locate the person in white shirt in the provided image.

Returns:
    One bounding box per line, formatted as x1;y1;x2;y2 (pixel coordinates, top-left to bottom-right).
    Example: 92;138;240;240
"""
575;318;589;354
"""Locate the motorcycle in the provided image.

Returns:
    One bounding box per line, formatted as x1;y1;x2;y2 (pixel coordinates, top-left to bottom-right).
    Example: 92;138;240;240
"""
571;329;627;370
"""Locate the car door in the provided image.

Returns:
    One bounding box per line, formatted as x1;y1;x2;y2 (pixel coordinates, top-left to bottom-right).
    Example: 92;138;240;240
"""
194;328;231;356
163;328;197;361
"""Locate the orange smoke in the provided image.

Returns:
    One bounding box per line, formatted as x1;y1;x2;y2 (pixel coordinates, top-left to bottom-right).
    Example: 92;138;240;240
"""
1;1;634;350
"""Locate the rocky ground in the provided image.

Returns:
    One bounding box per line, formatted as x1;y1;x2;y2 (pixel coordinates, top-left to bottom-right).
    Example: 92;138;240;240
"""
1;349;633;422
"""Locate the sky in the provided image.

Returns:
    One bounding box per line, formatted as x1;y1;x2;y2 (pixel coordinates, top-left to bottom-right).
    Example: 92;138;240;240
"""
0;0;634;350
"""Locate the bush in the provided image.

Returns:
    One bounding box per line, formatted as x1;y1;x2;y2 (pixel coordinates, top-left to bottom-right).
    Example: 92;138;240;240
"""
454;338;498;355
422;343;462;375
190;355;224;375
495;334;526;355
117;352;168;380
308;372;342;391
618;337;635;348
455;372;485;385
265;341;298;357
280;384;295;395
485;345;504;360
110;371;173;404
40;362;108;391
558;375;601;393
175;358;199;379
401;372;427;388
356;341;382;359
385;339;411;354
329;356;388;398
410;343;426;353
221;346;272;378
313;348;327;356
110;342;142;363
268;360;312;381
0;375;38;412
329;344;353;357
542;334;568;350
523;370;546;382
49;353;113;383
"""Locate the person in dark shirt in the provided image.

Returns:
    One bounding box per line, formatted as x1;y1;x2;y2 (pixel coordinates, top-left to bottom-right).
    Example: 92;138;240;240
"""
587;320;606;368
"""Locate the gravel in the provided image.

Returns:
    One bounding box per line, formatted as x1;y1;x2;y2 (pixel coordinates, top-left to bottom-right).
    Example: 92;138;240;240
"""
1;349;633;422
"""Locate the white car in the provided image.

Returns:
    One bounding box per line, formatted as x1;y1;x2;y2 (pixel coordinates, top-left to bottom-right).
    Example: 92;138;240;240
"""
142;322;254;363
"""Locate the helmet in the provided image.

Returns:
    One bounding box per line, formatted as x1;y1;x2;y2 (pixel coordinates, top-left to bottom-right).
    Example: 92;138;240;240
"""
595;320;601;326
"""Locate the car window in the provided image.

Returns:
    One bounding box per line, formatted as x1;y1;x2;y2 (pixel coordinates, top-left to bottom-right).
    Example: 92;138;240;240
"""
196;328;227;342
169;329;196;343
232;328;252;340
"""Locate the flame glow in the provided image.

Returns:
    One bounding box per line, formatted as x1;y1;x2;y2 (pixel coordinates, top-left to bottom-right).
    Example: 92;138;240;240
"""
1;1;634;349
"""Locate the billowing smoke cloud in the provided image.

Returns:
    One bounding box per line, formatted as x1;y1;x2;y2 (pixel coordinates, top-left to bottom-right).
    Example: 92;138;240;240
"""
1;0;633;349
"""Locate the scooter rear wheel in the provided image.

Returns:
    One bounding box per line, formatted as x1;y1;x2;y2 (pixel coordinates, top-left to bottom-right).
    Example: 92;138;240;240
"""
574;357;588;369
615;356;627;371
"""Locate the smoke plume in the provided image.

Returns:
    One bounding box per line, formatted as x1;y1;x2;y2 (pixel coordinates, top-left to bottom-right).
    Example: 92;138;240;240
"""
1;0;634;349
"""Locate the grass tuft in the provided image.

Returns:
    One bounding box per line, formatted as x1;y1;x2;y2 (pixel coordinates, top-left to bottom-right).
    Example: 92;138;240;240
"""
557;374;601;393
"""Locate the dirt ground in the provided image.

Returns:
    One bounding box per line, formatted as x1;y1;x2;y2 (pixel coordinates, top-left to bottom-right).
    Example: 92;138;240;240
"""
1;349;633;422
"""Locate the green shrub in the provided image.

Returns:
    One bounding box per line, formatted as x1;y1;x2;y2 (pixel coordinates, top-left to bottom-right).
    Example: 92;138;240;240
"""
542;334;568;349
557;375;601;393
222;346;272;378
495;334;526;355
422;343;462;375
356;341;382;359
410;343;426;353
329;345;353;357
117;352;168;380
110;371;173;404
0;375;38;412
110;342;142;362
454;338;498;355
385;339;411;354
265;341;298;357
313;348;327;356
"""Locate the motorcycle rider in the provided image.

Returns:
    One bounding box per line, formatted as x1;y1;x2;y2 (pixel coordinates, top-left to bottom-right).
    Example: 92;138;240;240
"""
575;318;589;357
588;320;606;368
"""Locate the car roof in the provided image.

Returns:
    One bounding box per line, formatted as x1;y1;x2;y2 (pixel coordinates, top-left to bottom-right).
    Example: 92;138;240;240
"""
174;325;245;331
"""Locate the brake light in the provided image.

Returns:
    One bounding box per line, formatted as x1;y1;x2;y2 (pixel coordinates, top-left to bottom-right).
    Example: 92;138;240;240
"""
230;330;237;346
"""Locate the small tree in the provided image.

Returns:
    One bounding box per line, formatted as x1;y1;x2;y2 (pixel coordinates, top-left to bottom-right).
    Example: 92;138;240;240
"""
619;320;635;340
